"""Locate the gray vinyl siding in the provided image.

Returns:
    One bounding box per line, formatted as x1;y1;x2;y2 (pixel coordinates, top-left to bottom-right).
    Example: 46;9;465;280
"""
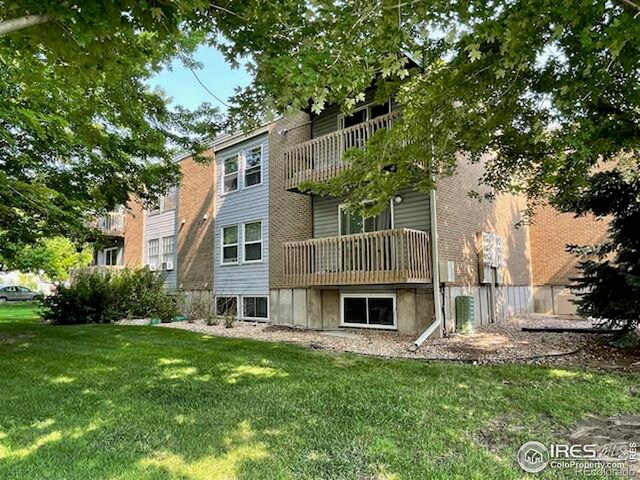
214;134;269;298
313;189;431;238
311;88;390;139
311;104;341;138
144;209;178;290
392;189;431;231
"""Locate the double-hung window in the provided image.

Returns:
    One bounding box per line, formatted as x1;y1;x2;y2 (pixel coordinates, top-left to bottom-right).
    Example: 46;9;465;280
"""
223;155;239;193
149;189;177;214
243;221;262;262
162;236;175;264
147;239;160;266
222;225;239;264
104;247;119;266
244;146;262;187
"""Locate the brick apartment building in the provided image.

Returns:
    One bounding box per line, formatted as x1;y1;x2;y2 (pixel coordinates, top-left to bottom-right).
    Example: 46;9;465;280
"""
89;95;605;337
530;204;609;317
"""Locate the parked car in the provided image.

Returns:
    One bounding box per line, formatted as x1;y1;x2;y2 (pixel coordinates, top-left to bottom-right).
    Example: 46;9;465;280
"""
0;286;42;302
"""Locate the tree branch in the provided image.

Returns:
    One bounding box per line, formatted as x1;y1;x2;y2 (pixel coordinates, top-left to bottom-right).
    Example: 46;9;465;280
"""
0;14;51;36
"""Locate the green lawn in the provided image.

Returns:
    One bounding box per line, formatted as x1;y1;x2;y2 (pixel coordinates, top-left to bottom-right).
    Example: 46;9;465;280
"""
0;304;638;479
0;301;42;324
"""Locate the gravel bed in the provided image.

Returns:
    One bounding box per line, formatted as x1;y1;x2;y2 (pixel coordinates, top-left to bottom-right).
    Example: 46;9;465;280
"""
153;314;640;370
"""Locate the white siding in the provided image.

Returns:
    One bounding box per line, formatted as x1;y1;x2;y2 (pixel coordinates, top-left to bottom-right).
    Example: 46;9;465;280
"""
144;209;178;290
214;134;269;298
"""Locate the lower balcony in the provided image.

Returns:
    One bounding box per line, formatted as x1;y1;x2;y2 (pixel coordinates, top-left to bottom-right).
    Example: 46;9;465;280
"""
283;228;432;287
70;265;125;279
89;212;126;237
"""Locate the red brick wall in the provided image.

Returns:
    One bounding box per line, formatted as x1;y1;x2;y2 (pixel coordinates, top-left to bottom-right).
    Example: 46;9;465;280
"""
123;199;144;267
176;152;215;290
530;204;608;286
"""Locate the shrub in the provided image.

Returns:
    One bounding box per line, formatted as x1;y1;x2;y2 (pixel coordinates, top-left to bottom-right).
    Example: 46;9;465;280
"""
42;268;179;324
223;313;235;329
180;294;214;323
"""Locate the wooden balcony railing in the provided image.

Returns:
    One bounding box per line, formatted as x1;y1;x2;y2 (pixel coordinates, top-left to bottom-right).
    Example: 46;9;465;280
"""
70;265;125;281
90;212;125;236
284;110;400;191
283;228;432;287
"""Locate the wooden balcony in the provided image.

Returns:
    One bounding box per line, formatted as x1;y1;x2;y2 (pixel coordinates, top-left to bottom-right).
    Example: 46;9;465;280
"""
283;228;432;287
90;212;125;237
284;111;400;191
70;265;124;281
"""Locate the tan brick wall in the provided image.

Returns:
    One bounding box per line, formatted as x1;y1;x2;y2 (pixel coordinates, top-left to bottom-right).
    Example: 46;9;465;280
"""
177;151;215;290
530;204;608;286
123;198;144;267
268;113;313;289
436;159;532;286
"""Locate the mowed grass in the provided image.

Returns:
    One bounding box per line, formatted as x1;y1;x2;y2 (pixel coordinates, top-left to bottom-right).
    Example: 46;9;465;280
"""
0;305;638;479
0;302;42;324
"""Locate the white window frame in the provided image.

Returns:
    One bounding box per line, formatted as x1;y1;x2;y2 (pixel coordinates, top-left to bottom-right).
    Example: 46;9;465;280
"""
215;295;239;317
104;247;119;266
220;224;239;265
148;189;177;215
242;220;263;263
337;200;395;236
161;235;176;264
337;100;392;130
222;154;240;195
241;295;269;321
243;144;263;190
147;238;160;266
340;293;397;330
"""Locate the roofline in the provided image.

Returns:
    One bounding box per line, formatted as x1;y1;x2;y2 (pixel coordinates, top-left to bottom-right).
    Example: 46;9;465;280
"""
172;118;279;163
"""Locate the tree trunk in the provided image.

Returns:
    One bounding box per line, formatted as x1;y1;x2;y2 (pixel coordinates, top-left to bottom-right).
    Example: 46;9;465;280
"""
0;14;51;36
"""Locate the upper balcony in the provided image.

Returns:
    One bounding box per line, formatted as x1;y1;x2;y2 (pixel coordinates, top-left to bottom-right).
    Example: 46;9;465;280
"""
90;212;125;237
283;228;432;287
284;110;400;191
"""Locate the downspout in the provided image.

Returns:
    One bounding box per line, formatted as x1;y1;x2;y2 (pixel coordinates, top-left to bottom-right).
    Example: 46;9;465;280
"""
414;185;443;347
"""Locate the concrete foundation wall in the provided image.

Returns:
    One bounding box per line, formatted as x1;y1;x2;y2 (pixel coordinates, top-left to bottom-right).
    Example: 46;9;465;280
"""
442;284;533;332
179;289;215;315
270;287;435;336
533;285;580;318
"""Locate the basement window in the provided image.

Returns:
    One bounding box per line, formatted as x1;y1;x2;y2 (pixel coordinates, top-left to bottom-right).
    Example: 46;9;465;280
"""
341;294;396;329
216;296;238;317
242;296;268;320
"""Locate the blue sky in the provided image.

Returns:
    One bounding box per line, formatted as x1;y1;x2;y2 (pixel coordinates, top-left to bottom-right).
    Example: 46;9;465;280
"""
150;45;252;111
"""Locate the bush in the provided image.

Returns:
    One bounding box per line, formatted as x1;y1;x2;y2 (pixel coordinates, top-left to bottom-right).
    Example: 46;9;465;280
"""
42;268;179;324
180;294;216;325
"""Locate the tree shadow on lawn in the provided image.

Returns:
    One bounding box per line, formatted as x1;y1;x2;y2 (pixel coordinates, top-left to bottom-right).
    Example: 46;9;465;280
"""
0;324;638;479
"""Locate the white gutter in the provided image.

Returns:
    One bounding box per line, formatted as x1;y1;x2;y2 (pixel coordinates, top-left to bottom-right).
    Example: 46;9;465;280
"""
414;185;443;347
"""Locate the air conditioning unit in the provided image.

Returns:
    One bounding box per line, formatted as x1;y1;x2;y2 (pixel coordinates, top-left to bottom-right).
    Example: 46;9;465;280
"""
148;263;158;271
438;260;455;283
164;261;174;271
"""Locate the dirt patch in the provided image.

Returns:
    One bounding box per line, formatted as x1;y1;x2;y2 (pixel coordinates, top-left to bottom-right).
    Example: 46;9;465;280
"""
0;333;34;344
564;415;640;478
154;314;640;370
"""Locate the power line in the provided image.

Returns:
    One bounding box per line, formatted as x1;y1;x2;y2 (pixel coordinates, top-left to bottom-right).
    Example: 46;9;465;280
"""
188;67;230;108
